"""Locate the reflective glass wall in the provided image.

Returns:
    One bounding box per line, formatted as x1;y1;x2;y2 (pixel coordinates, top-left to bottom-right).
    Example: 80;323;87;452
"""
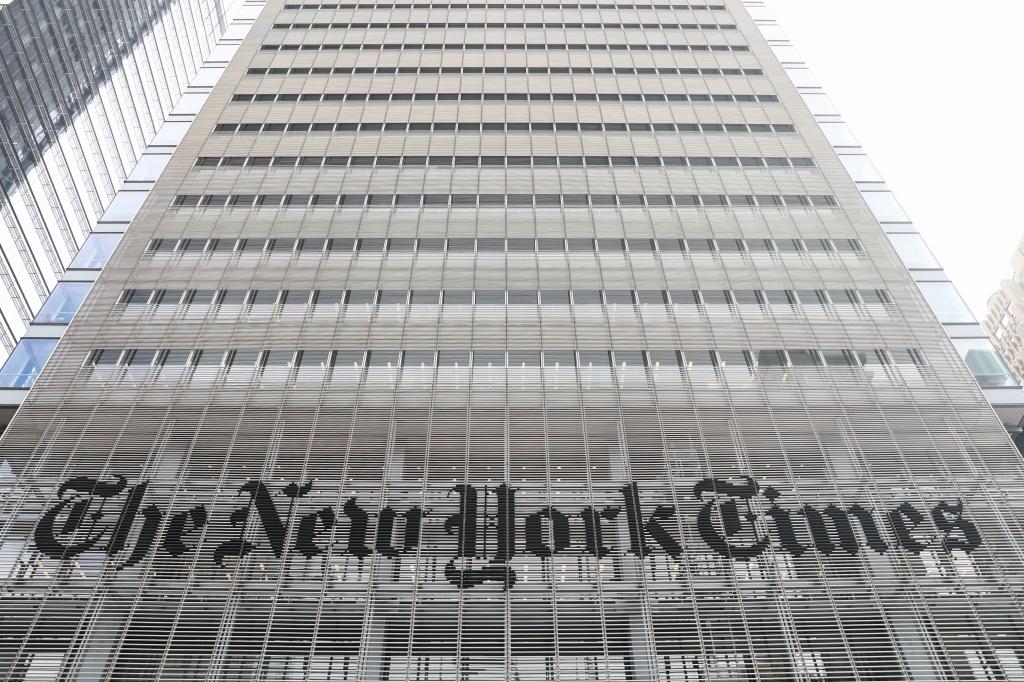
0;0;229;365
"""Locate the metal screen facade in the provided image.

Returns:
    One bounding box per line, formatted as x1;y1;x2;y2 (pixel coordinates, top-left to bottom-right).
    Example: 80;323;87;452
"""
1;1;1023;679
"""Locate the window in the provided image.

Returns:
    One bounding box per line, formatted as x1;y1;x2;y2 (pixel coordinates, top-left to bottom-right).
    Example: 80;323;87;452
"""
443;290;473;304
475;290;506;305
119;287;893;312
231;90;772;104
34;282;93;324
70;233;122;269
194;153;811;169
284;2;727;7
473;351;506;367
256;41;749;52
819;122;859;146
888;233;940;269
174;193;836;211
100;192;148;222
410;290;440;304
918;282;975;323
800;92;836;115
86;345;924;384
839;154;883;182
214;119;797;135
0;338;59;388
954;338;1017;388
862;192;909;222
126;154;171;182
756;350;787;367
269;21;740;31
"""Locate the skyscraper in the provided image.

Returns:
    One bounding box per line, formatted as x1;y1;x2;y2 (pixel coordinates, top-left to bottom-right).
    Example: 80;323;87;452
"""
0;0;264;423
0;0;1021;680
983;235;1024;386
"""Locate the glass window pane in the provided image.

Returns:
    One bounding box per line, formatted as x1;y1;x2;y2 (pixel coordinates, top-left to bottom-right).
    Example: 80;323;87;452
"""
475;290;505;304
757;350;786;367
0;338;59;388
70;233;122;269
508;351;540;367
800;92;836;113
888;233;940;269
402;351;435;367
438;351;470;367
578;351;611;367
953;338;1018;388
100;191;147;222
543;351;576;367
648;350;680;367
838;154;883;182
442;290;473;304
34;282;93;324
918;282;975;323
572;290;603;304
367;351;400;367
126;154;171;182
819;121;858;146
410;290;440;304
863;192;909;222
473;351;506;367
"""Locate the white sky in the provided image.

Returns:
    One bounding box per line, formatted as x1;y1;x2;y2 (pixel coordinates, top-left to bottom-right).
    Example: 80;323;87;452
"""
766;0;1024;318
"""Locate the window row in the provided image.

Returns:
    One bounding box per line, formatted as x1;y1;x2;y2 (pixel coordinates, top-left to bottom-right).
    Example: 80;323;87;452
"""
247;65;764;76
146;235;864;255
85;347;925;371
170;192;839;209
213;120;796;134
118;287;892;308
282;3;728;10
193;154;816;169
230;90;778;102
271;21;738;29
258;41;750;51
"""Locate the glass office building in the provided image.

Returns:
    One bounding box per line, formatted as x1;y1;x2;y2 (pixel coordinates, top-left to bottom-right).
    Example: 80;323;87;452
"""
0;0;239;402
0;0;1022;679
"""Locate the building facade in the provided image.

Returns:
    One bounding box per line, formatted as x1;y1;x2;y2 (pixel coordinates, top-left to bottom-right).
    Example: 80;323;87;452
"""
0;0;1022;680
984;235;1024;386
0;0;263;419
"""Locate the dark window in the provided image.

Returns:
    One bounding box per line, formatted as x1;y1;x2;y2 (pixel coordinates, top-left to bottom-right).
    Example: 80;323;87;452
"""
443;290;473;304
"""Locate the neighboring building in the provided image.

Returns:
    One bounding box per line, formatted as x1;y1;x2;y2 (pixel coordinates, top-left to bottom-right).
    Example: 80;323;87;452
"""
0;0;264;425
1;1;1023;681
984;236;1024;386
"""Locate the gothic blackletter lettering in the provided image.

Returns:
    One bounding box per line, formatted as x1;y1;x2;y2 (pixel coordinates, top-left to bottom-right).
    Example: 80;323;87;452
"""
341;498;372;558
621;482;682;558
762;487;806;557
213;480;289;566
443;484;516;589
525;506;571;558
34;476;130;561
163;506;208;557
801;504;861;556
375;506;423;557
930;500;982;553
693;477;769;560
887;502;932;553
296;507;335;559
581;506;619;558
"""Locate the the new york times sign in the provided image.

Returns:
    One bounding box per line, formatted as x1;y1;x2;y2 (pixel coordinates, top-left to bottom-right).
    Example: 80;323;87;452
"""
34;476;982;588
